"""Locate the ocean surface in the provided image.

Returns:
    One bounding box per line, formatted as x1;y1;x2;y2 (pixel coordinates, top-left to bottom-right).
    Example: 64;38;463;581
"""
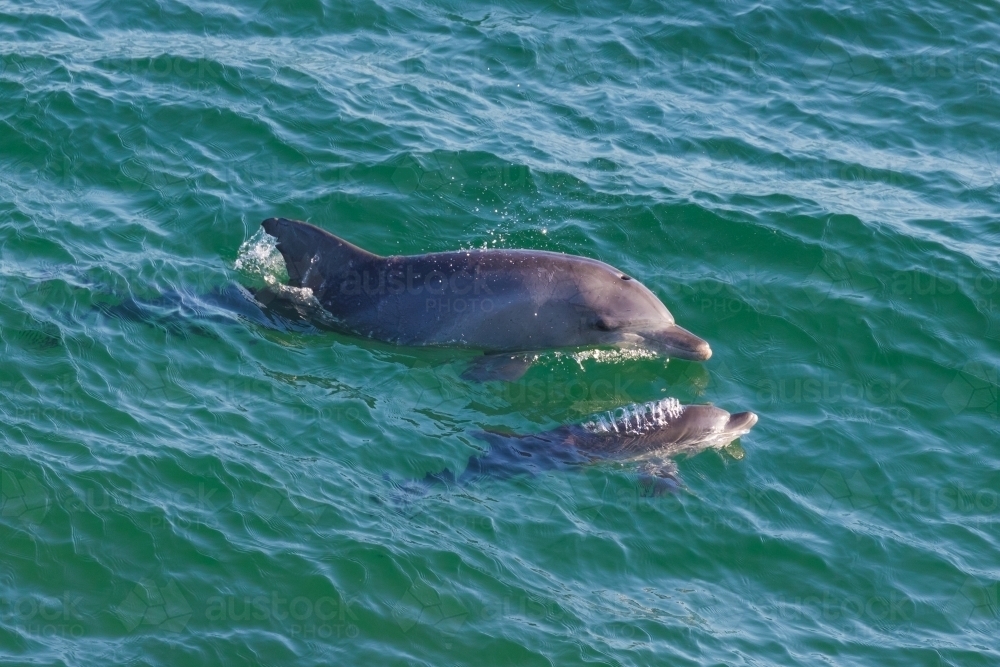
2;1;999;665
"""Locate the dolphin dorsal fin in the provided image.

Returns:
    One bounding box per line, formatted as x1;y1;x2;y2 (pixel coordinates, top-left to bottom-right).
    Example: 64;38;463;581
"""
261;218;377;294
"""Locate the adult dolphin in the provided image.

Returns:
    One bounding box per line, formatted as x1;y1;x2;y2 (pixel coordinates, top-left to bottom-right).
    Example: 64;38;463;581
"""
257;218;712;380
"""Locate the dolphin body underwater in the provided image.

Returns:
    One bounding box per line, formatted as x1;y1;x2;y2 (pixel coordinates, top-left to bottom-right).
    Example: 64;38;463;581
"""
403;397;757;494
255;217;712;381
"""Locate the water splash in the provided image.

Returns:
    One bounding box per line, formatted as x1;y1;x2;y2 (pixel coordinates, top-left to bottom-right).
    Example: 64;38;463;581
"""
234;227;286;285
555;347;659;369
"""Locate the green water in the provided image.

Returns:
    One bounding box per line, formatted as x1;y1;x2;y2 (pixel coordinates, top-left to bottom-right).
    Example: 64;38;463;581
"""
2;1;999;665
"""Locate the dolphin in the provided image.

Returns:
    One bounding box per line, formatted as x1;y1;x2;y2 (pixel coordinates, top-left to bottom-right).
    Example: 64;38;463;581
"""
414;398;758;493
257;218;711;380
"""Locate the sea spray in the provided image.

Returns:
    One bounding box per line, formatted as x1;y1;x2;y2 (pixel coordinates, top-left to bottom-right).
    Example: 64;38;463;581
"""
235;227;287;287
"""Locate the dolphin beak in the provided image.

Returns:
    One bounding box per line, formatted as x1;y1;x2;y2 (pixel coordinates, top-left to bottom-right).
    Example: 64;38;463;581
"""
646;325;712;361
726;411;758;433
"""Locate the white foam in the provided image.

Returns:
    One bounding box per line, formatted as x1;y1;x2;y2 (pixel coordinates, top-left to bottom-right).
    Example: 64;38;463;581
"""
565;347;659;368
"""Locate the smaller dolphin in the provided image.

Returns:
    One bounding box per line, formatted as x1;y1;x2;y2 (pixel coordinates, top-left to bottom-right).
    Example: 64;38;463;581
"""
414;398;757;493
258;218;711;380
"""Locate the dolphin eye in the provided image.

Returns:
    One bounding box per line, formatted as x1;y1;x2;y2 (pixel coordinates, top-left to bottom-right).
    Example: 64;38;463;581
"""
594;318;614;331
620;274;632;280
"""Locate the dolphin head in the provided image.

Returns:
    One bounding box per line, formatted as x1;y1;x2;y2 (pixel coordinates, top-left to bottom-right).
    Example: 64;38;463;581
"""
668;405;758;450
577;266;712;361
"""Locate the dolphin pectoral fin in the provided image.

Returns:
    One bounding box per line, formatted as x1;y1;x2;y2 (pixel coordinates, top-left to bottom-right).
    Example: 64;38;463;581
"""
722;439;746;460
461;352;536;382
636;459;684;496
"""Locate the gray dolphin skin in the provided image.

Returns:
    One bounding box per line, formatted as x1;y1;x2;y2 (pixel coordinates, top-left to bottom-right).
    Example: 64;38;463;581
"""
258;218;712;377
418;398;758;491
